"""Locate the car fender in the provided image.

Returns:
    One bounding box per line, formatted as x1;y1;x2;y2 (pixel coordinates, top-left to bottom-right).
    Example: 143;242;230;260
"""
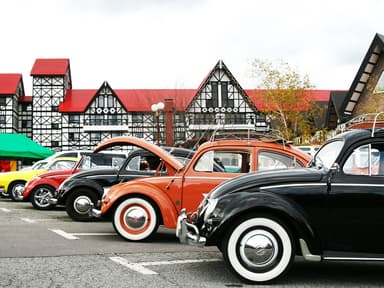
62;178;104;200
103;182;178;227
208;191;321;254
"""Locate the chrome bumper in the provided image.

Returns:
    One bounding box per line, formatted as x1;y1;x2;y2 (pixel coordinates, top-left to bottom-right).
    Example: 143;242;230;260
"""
48;197;58;205
90;207;102;218
176;208;206;247
14;187;25;201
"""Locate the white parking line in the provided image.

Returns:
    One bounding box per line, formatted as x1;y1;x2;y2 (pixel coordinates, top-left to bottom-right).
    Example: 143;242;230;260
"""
0;208;11;212
72;232;116;236
110;256;222;275
49;229;79;240
20;217;36;224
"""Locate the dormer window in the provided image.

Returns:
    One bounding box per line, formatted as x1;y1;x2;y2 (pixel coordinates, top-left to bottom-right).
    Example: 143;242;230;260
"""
374;70;384;93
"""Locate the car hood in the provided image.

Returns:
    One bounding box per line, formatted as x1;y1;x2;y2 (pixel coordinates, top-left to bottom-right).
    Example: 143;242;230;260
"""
0;168;46;180
93;136;184;172
36;169;75;178
209;167;325;199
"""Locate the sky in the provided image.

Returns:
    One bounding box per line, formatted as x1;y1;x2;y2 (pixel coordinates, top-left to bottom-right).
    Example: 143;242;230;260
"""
1;0;384;94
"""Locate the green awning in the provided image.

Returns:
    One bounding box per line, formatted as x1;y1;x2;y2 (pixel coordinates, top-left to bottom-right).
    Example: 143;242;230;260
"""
0;133;54;160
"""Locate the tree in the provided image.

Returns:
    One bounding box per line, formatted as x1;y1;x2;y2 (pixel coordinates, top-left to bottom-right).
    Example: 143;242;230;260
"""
251;59;320;142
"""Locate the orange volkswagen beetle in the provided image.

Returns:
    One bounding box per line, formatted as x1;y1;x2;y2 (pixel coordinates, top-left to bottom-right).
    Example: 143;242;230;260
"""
91;135;311;241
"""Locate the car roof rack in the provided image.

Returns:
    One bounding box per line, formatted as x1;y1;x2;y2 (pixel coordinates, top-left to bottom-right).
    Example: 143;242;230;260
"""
340;112;384;137
210;128;291;145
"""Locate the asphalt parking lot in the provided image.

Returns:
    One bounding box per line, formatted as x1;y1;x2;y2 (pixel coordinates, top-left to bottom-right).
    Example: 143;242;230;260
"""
1;198;384;287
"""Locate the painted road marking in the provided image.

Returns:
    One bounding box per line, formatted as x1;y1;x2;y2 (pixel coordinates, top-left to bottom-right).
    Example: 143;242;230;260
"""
72;232;116;236
110;256;222;275
49;229;116;240
20;217;36;223
0;208;11;212
49;229;79;240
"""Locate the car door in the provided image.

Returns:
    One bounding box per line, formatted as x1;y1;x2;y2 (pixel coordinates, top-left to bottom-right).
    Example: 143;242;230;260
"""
181;148;253;212
327;141;384;254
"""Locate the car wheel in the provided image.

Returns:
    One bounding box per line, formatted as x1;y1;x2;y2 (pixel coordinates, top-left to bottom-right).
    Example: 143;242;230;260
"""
9;181;26;201
113;197;159;241
31;185;55;210
65;188;98;221
222;216;295;284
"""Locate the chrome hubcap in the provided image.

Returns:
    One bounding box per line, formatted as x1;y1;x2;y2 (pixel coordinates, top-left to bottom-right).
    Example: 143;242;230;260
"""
74;196;92;214
35;188;51;207
124;207;147;230
239;230;278;268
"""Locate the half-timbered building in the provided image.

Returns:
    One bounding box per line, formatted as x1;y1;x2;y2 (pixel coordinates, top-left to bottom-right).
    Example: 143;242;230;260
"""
0;59;337;151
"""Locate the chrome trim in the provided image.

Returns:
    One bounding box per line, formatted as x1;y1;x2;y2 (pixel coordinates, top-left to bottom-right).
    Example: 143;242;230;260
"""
14;186;25;201
261;183;326;190
332;183;384;187
90;206;102;218
324;256;384;261
299;239;321;262
48;198;58;205
176;209;206;247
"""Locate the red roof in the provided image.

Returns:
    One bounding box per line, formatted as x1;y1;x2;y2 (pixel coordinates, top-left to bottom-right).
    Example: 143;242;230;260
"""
59;89;197;113
246;89;331;111
59;88;331;113
0;74;22;94
18;96;32;103
30;59;69;76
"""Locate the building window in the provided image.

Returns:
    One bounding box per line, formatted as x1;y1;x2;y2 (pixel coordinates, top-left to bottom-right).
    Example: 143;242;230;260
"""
51;105;59;112
90;132;101;141
0;98;6;106
132;113;143;123
69;114;80;124
21;103;32;112
374;71;384;93
22;120;32;128
51;123;59;129
69;132;80;141
207;82;218;108
51;141;60;147
0;115;5;124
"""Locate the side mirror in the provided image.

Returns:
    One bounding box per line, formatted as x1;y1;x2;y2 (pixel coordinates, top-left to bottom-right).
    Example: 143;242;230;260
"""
329;163;340;173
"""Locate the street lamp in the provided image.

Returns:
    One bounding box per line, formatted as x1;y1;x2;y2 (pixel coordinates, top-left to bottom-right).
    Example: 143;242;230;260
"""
151;102;164;145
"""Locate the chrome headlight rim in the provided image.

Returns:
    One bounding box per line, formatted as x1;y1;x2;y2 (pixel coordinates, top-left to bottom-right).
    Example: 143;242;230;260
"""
203;198;218;222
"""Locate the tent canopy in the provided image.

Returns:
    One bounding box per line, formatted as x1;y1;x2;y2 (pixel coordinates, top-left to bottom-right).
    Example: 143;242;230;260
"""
0;133;54;160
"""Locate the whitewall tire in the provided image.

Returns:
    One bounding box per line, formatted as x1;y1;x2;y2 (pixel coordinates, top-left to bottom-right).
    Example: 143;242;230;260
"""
113;197;159;241
223;216;294;284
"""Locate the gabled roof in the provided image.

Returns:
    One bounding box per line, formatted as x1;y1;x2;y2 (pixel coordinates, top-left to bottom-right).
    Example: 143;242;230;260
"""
59;84;197;113
0;74;23;95
326;91;348;129
187;60;257;111
30;58;70;76
247;89;332;111
340;33;384;120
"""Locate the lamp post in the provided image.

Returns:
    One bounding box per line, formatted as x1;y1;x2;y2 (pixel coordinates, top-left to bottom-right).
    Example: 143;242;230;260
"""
151;102;164;145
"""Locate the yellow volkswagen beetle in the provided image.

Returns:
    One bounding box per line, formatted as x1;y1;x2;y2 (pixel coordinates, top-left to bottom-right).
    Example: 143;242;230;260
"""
0;157;78;201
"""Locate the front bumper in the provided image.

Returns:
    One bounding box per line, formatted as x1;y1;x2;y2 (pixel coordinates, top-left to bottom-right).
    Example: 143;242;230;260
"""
176;209;206;247
14;187;24;201
48;197;58;205
90;207;102;218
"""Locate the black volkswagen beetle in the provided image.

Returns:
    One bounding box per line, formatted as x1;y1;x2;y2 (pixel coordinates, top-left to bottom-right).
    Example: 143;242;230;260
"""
51;146;194;221
177;126;384;283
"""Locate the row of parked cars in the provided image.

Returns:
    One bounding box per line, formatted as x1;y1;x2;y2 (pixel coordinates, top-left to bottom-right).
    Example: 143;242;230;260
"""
2;114;384;284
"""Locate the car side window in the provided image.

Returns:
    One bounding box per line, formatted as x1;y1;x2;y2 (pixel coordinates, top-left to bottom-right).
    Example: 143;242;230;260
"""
343;143;384;176
126;155;160;172
194;150;251;173
258;151;302;171
48;160;76;171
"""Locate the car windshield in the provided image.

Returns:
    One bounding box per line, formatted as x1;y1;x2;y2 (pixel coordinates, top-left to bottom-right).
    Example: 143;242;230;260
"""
313;140;344;169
